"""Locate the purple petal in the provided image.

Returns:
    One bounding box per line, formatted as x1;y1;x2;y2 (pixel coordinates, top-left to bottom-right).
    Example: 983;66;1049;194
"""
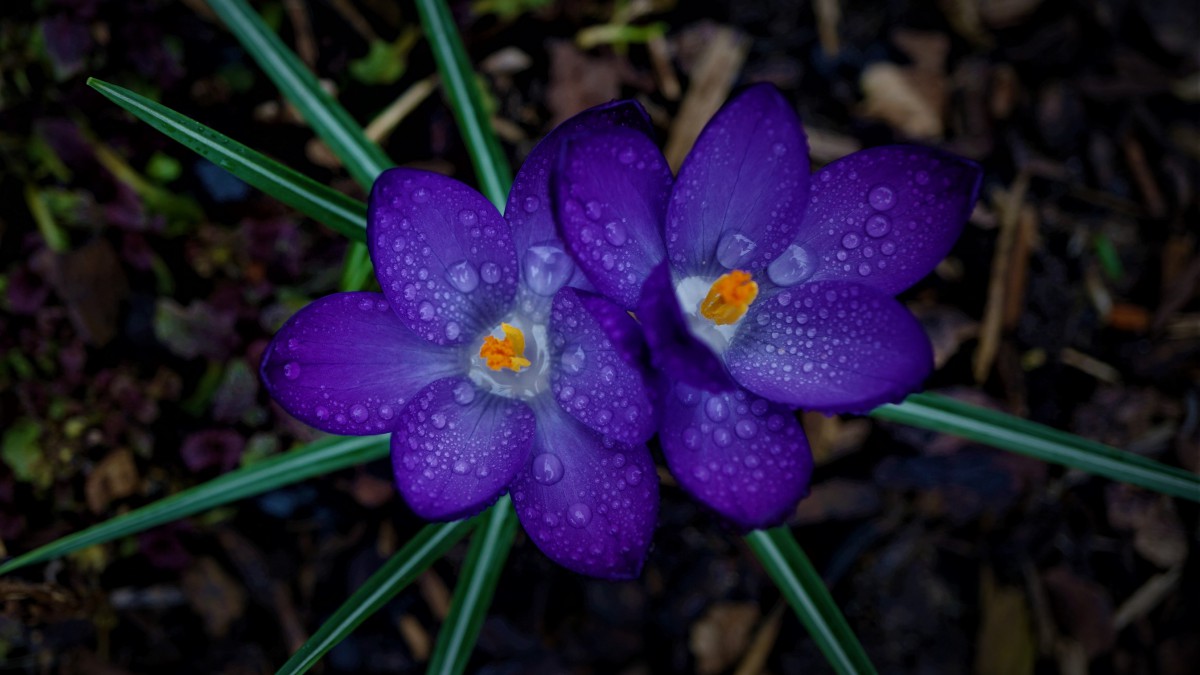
777;145;982;295
666;84;810;277
661;381;812;529
548;287;656;443
510;403;657;579
261;292;459;435
637;262;736;393
392;377;535;520
368;169;518;345
726;281;933;413
556;126;671;309
506;100;654;295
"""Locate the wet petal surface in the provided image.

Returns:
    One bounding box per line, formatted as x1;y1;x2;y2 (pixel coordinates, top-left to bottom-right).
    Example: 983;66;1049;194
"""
661;381;813;529
506;100;654;293
261;292;459;435
392;376;535;520
786;145;982;294
666;84;810;277
547;287;656;444
556;125;671;309
369;169;518;345
510;402;658;579
637;262;737;393
727;281;933;413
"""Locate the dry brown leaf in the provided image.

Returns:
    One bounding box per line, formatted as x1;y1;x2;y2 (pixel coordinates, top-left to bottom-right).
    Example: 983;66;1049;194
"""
546;41;622;127
85;449;139;514
663;25;749;170
860;62;945;139
1105;484;1189;568
689;601;760;675
182;557;246;638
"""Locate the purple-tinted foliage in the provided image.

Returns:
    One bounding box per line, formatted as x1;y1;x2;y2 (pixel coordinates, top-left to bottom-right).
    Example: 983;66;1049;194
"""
260;103;662;579
556;83;982;530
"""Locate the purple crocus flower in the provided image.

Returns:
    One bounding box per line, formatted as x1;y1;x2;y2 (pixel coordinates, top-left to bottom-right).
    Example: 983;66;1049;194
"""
260;104;661;579
555;84;982;528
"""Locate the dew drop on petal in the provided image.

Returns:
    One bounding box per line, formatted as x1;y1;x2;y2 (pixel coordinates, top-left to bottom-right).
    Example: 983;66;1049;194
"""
522;241;575;296
618;146;636;164
452;381;476;405
559;343;586;375
412;187;430;203
704;396;729;422
841;232;861;249
865;214;891;237
858;262;872;276
712;427;732;447
283;362;301;380
350;405;369;423
430;412;447;429
446;260;480;293
868;185;896;210
603;221;627;246
480;262;501;284
457;209;477;227
523;195;540;213
453;460;469;475
584;201;602;220
418;301;435;321
444;321;461;340
735;419;758;439
567;503;592;528
716;232;757;269
767;244;816;287
379;405;394;420
531;453;564;485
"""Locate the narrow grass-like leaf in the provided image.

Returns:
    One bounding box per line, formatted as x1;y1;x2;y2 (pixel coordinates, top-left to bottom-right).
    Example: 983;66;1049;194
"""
276;517;478;675
0;435;387;575
426;499;518;675
206;0;391;188
745;528;877;675
87;78;367;241
414;0;512;208
872;393;1200;501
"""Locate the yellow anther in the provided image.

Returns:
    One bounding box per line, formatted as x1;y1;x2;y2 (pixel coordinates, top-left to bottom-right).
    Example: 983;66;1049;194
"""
479;323;532;372
699;270;759;325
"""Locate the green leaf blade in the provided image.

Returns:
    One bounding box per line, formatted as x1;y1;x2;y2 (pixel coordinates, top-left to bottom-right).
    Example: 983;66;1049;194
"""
426;499;518;675
276;517;478;675
87;78;367;242
745;528;877;675
872;393;1200;501
0;435;388;575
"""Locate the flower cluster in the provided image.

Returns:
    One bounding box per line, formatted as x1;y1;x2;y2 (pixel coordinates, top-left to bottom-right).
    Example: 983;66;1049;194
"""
261;84;981;578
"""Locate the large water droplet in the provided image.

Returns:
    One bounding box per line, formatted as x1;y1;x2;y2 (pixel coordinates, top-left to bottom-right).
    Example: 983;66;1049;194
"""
559;343;586;375
522;241;575;297
457;209;477;227
868;185;896;210
523;195;540;213
716;232;757;268
446;260;480;293
452;381;476;405
567;503;592;528
842;232;861;249
453;460;470;474
584;201;602;220
350;405;369;423
735;419;758;439
444;321;461;340
283;361;301;380
532;453;564;485
705;396;729;422
418;301;435;321
865;214;891;237
412;187;430;203
480;262;501;284
603;221;627;246
767;244;816;287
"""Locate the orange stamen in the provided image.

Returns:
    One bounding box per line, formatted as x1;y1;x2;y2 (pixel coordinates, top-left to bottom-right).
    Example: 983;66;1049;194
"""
479;323;531;372
699;270;758;325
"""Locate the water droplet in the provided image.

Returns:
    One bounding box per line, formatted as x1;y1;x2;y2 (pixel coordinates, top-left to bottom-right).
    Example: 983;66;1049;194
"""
603;221;627;246
865;214;891;237
712;427;732;447
842;232;861;249
772;141;787;156
858;262;872;276
559;343;586;375
453;460;469;475
430;412;447;429
584;201;602;220
716;232;757;268
532;453;564;485
315;406;329;420
446;260;480;293
567;503;592;528
457;209;477;227
283;361;301;380
618;146;636;164
767;244;816;287
445;322;461;340
683;427;702;449
380;405;394;420
418;302;435;321
624;465;643;485
480;262;501;283
391;236;406;252
351;405;369;423
705;396;729;422
412;187;430;203
523;195;540;213
452;381;476;405
881;241;896;255
522;241;575;296
868;185;896;210
735;419;758;439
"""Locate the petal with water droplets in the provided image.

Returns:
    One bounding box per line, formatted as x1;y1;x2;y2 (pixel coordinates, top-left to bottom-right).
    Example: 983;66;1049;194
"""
506;100;654;292
726;281;933;413
510;404;657;579
666;83;810;277
793;145;982;294
547;287;657;443
369;169;518;345
392;376;535;520
261;292;459;435
637;262;737;393
661;381;813;529
556;126;671;309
